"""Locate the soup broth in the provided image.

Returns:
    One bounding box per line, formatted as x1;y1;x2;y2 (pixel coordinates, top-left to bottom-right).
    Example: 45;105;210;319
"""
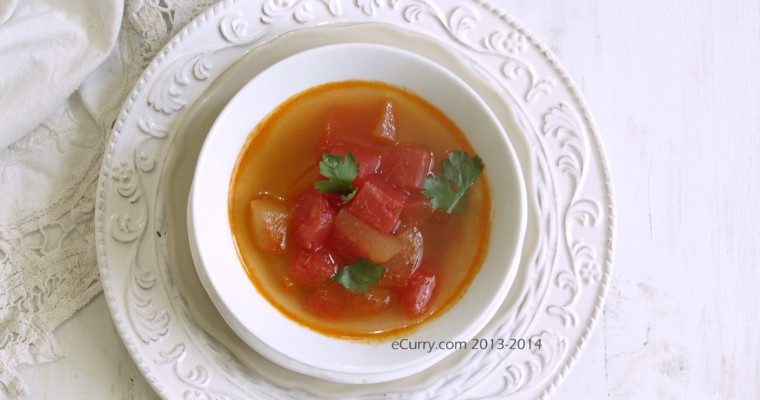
229;81;491;338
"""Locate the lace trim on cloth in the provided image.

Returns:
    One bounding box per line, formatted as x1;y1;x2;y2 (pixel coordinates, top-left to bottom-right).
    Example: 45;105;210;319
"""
0;1;216;398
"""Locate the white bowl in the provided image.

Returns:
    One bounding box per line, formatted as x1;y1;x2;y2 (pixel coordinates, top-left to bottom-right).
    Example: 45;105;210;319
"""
188;43;527;383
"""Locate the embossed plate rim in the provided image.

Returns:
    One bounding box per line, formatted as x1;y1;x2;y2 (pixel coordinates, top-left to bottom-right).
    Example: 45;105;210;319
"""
95;1;615;399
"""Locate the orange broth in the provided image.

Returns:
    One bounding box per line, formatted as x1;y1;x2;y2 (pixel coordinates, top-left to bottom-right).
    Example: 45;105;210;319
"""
229;81;491;339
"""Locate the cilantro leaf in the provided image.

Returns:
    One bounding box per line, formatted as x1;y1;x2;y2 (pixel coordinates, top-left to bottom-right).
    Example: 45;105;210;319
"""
422;151;483;214
331;258;385;294
313;152;360;202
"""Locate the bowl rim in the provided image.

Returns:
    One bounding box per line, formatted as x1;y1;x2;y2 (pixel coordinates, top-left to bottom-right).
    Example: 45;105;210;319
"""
188;42;527;383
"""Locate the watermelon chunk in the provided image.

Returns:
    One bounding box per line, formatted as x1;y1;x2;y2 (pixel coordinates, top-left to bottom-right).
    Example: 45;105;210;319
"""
305;282;347;318
372;98;397;143
327;143;382;186
291;189;335;250
382;144;434;190
323;226;360;262
347;174;408;233
400;270;437;318
289;248;338;287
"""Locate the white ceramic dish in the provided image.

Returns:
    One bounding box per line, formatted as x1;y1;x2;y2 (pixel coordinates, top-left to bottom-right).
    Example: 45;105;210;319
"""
96;2;615;398
188;43;527;383
164;23;541;397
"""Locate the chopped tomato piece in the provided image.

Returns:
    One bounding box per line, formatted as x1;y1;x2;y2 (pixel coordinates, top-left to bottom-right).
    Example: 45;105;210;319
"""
346;287;393;315
347;175;408;233
372;98;397;143
332;209;402;262
382;145;433;190
400;192;434;224
248;196;289;254
327;143;382;186
379;226;423;288
317;103;378;152
291;189;336;250
289;248;338;287
305;282;347;318
400;270;437;318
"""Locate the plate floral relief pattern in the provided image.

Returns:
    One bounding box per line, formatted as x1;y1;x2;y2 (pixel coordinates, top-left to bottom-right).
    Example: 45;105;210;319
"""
95;1;615;399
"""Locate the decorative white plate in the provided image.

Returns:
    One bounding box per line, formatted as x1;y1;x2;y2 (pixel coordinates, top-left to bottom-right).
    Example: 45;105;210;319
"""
95;1;615;399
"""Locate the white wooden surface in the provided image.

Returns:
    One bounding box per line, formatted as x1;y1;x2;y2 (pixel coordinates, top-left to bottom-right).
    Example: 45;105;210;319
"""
17;0;760;398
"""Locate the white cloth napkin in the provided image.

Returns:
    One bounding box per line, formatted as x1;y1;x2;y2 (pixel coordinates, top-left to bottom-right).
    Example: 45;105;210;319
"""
0;0;216;397
0;0;122;149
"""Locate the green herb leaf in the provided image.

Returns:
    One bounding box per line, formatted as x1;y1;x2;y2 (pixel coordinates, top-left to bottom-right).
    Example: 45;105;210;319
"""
422;151;483;214
331;258;385;294
313;152;360;202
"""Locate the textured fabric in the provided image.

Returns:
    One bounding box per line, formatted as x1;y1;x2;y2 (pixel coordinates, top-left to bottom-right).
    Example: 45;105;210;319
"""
0;1;215;398
0;0;123;149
